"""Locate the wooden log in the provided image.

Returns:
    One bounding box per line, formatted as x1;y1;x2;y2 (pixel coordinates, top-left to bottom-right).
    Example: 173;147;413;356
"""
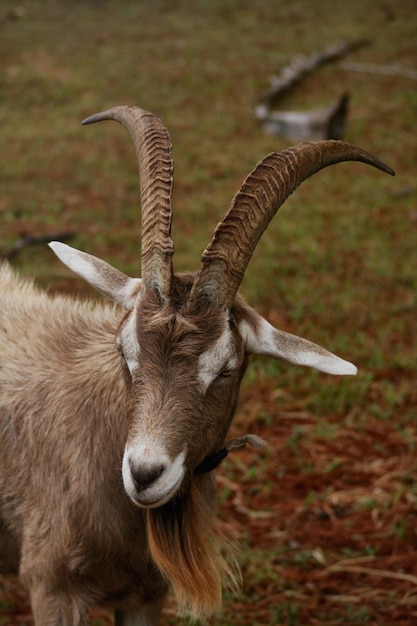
257;93;349;142
340;61;417;80
258;39;369;107
2;231;75;260
256;39;368;141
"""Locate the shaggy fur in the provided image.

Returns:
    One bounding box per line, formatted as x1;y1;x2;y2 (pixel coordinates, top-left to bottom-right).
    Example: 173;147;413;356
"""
0;265;245;624
147;477;239;620
1;106;388;625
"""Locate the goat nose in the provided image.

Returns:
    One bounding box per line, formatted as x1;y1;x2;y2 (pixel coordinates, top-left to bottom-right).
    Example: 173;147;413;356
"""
130;462;165;493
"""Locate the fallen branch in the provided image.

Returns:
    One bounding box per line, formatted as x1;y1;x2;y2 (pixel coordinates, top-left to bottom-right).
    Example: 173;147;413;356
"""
2;231;76;260
341;61;417;80
257;93;349;142
256;39;368;141
257;39;369;108
321;556;417;587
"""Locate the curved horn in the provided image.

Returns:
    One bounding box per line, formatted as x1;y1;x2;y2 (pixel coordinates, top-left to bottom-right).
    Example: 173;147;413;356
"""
82;105;174;303
190;140;394;307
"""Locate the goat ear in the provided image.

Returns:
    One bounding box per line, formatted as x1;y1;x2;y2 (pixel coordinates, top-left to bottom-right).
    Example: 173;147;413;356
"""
240;314;357;376
49;242;141;309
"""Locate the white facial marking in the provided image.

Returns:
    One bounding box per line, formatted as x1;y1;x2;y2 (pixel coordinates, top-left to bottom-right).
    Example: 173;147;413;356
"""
118;278;142;308
197;325;238;390
122;438;186;508
119;309;140;374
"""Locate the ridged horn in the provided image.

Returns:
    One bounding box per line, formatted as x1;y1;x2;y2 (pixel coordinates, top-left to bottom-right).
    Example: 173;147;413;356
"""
190;140;394;308
82;105;174;303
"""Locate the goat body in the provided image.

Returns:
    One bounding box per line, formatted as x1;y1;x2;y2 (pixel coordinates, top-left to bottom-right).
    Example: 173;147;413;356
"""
0;264;168;622
0;265;248;623
0;106;394;625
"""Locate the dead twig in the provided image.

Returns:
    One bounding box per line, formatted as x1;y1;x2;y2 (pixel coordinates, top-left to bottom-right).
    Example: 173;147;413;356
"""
2;231;76;260
320;556;417;586
258;39;369;107
256;39;368;141
341;62;417;80
217;475;274;520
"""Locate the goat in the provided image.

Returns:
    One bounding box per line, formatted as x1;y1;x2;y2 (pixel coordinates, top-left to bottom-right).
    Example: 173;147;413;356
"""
0;105;394;626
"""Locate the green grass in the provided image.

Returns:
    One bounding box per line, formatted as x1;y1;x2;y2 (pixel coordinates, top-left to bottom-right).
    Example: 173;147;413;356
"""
1;1;416;624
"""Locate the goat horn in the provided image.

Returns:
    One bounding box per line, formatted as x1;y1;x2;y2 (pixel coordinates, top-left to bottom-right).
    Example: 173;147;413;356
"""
82;105;174;303
190;140;394;307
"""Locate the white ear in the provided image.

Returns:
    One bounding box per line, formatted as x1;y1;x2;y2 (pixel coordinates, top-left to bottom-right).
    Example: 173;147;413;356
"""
49;241;141;309
240;315;357;376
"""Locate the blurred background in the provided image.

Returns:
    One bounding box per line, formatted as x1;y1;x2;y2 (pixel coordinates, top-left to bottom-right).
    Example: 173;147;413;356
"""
1;1;416;624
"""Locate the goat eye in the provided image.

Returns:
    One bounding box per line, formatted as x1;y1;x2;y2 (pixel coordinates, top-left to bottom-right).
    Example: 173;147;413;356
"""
118;350;128;367
218;369;233;379
116;344;130;369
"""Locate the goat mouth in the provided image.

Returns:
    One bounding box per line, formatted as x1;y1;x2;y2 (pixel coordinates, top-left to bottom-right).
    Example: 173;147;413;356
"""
122;447;186;509
131;473;184;509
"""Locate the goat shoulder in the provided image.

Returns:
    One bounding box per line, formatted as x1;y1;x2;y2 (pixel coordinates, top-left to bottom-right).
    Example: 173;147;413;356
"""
0;263;167;615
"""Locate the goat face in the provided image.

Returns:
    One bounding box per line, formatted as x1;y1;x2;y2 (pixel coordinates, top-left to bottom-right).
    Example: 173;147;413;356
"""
118;279;249;508
49;105;394;509
47;246;252;509
47;241;351;511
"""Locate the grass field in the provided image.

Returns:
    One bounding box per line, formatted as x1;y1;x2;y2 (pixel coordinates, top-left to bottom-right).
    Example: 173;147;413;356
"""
1;1;416;624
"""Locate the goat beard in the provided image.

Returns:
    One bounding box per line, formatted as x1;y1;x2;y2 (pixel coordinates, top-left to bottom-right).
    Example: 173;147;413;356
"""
146;475;240;620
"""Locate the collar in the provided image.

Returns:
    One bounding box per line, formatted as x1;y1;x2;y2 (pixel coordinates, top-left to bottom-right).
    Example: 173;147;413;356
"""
193;433;267;475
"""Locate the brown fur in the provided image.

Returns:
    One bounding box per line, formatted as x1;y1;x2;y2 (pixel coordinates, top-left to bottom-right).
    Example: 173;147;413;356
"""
0;265;250;624
147;475;239;620
0;265;166;622
1;109;374;625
